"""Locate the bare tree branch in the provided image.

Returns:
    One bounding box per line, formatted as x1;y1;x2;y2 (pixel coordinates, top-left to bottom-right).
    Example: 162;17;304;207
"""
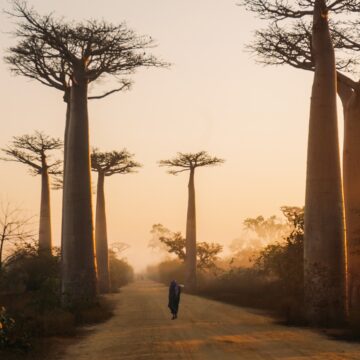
0;201;36;269
237;0;360;21
159;151;225;175
245;16;360;91
5;1;170;98
1;131;63;176
88;80;132;100
91;148;141;177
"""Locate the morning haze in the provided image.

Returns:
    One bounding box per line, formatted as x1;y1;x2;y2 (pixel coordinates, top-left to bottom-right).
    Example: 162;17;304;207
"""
0;0;315;271
2;0;360;358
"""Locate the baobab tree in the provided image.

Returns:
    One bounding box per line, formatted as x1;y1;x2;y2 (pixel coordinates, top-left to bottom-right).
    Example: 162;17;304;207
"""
159;152;224;291
305;0;347;314
91;149;141;293
1;132;62;255
239;0;354;324
5;1;167;306
247;20;360;320
331;24;360;322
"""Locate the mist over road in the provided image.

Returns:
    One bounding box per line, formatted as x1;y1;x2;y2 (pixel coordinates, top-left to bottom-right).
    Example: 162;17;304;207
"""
56;280;360;359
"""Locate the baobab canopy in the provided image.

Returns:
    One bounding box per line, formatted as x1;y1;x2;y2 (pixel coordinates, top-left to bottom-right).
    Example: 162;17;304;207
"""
159;151;224;291
5;0;168;99
1;131;62;255
91;148;141;293
159;151;225;174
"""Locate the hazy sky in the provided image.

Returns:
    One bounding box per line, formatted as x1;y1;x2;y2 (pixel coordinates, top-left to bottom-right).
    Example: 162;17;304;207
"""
0;0;343;271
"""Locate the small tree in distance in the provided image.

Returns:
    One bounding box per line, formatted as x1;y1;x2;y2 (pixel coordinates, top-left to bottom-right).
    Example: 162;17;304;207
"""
91;149;141;293
148;223;172;253
159;151;224;291
154;226;223;272
1;132;62;255
0;202;35;271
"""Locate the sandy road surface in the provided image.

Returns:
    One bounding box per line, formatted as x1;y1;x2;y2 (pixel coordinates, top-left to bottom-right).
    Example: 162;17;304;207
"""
55;280;360;359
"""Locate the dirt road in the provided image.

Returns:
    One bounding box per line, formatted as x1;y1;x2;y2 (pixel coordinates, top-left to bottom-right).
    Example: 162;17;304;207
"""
56;280;360;359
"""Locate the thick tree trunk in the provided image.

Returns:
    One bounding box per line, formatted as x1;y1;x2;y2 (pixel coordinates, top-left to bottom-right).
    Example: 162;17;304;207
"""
61;76;97;307
38;168;52;255
185;168;197;291
339;82;360;320
61;89;71;252
95;172;110;293
304;0;346;326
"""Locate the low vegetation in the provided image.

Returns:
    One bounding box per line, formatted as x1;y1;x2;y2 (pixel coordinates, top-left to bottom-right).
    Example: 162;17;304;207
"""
0;242;134;356
147;206;305;324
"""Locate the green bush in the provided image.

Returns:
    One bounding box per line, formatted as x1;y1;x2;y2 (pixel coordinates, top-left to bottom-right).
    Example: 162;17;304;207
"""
252;207;304;323
109;250;134;291
0;306;30;351
147;259;184;285
2;244;60;299
198;267;279;307
147;259;213;291
158;259;185;285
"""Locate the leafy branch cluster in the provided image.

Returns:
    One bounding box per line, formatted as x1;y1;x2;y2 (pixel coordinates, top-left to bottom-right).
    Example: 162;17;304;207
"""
158;229;223;270
254;207;304;281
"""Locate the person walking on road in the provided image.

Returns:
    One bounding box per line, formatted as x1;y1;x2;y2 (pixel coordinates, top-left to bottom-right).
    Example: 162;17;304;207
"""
168;280;182;320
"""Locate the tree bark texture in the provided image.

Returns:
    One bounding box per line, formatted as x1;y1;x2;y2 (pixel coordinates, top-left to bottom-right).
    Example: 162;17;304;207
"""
61;76;97;307
185;169;197;292
38;168;52;255
95;172;110;293
339;82;360;320
61;89;71;252
304;0;346;326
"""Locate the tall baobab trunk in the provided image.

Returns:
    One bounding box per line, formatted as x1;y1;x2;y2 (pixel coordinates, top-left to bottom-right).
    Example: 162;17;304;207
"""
61;88;71;252
95;172;110;293
61;76;97;306
38;167;52;255
185;168;197;291
339;81;360;320
304;0;346;326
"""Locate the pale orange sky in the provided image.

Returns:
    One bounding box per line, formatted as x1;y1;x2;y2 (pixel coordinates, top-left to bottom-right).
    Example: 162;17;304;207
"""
0;0;344;271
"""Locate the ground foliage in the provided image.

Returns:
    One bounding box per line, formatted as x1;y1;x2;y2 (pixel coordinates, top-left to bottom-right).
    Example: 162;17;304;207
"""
109;250;134;291
0;242;134;354
148;206;305;324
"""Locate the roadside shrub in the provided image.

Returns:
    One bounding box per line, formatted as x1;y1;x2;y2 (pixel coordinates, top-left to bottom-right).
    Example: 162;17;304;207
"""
109;250;134;292
147;259;185;285
253;207;304;323
198;267;280;309
2;244;60;299
0;306;30;351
